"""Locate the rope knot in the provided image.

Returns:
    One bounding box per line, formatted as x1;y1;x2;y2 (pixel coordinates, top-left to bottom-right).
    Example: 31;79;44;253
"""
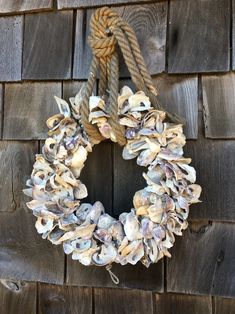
88;7;119;58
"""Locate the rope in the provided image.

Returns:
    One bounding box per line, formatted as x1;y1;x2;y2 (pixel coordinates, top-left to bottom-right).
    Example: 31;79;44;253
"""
106;264;120;285
79;6;184;145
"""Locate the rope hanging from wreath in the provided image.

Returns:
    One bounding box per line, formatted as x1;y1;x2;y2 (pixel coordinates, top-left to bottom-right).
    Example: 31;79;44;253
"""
24;7;201;284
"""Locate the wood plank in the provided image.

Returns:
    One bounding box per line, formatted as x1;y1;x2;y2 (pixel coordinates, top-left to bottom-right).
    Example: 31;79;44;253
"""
214;296;235;314
58;0;155;9
74;3;167;79
185;116;235;221
0;208;65;284
0;15;23;81
66;258;163;291
232;0;235;70
38;284;92;314
23;11;73;80
167;221;235;298
63;81;84;102
0;280;36;314
0;84;2;138
0;0;53;14
168;0;230;73
153;74;198;139
0;141;37;212
202;73;235;138
0;142;64;283
113;144;145;216
94;288;153;314
153;293;212;314
3;82;62;140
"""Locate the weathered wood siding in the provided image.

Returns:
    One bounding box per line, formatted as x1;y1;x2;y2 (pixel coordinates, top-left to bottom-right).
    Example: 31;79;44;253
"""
0;0;234;313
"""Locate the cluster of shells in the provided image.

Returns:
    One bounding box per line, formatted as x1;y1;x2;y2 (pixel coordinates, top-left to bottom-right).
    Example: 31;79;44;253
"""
24;86;201;267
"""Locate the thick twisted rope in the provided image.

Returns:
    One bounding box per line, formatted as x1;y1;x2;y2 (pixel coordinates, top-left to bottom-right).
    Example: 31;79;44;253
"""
79;6;184;145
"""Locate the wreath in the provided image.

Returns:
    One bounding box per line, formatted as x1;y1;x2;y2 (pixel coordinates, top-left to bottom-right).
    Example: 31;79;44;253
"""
24;7;201;282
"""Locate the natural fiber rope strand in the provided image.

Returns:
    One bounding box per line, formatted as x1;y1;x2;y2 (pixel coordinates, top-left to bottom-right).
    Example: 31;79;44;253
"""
80;56;104;142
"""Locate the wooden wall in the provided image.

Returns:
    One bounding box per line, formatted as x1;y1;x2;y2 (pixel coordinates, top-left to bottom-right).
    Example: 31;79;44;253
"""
0;0;235;313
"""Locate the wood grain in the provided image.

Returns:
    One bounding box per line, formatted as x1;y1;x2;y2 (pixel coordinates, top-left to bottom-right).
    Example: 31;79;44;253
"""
232;0;235;70
0;84;2;138
63;81;84;103
185;115;235;221
202;73;235;138
66;259;163;291
167;221;235;298
0;15;23;81
214;296;235;314
0;0;53;14
74;3;167;79
153;74;198;139
168;0;230;73
58;0;154;9
23;11;73;80
0;141;37;212
153;293;212;314
0;280;36;314
113;144;145;216
94;288;153;314
0;208;65;284
38;284;92;314
3;82;62;140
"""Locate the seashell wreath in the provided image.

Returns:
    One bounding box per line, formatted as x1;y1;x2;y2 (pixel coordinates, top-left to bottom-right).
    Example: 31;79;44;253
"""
24;85;202;270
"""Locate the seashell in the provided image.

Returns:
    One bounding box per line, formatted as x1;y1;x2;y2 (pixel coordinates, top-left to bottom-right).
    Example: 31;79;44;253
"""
54;96;71;117
92;244;117;266
59;213;78;229
108;221;125;245
65;146;88;177
177;163;196;183
118;86;134;111
72;247;99;265
122;211;142;241
143;173;166;195
53;224;96;244
94;229;112;243
133;189;151;209
188;184;202;203
89;110;109;122
76;203;92;224
147;202;164;223
71;238;92;251
140;218;154;239
35;217;54;234
46;114;64;130
89;96;105;111
97;212;116;229
84;201;105;225
74;183;88;199
128;91;151;111
119;240;144;265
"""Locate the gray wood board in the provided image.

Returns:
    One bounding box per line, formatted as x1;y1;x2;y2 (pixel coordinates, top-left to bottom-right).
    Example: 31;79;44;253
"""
94;287;153;314
214;296;235;314
202;73;235;138
168;0;230;73
73;3;167;79
167;221;235;298
0;280;36;314
0;15;23;81
23;11;73;80
58;0;155;9
0;208;65;284
0;0;53;14
153;293;212;314
185;119;235;221
3;82;62;140
232;0;235;70
0;84;2;138
38;284;92;314
66;258;163;291
0;141;37;212
153;74;198;139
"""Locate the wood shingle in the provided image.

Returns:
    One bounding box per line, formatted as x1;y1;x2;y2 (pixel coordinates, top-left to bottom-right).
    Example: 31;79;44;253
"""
168;0;230;73
3;82;61;140
0;0;53;14
0;15;23;81
23;11;73;80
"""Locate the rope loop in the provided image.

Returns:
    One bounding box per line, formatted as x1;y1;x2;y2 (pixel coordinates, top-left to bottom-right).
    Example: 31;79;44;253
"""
79;6;184;145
